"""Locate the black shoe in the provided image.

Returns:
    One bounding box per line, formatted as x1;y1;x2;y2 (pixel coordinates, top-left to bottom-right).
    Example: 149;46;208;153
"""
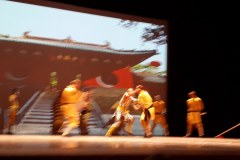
80;132;89;135
6;131;13;135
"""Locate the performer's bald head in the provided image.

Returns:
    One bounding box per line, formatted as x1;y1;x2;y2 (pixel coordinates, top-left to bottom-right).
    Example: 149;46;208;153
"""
154;95;161;101
188;91;197;98
70;79;81;89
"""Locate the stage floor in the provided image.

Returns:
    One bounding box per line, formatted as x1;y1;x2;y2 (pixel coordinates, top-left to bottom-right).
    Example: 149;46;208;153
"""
0;135;240;160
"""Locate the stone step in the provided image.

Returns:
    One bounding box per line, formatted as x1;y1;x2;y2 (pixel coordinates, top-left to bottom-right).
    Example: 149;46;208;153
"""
26;112;53;116
24;115;53;119
22;119;53;123
16;129;52;135
17;127;51;131
31;106;53;110
37;99;56;102
18;123;52;128
27;112;53;115
36;103;54;106
34;104;53;107
29;109;53;112
33;104;53;107
88;121;97;125
32;109;52;112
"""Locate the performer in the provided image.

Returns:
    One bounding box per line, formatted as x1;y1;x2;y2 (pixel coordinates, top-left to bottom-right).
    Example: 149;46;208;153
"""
77;74;92;135
185;91;205;137
50;71;58;92
79;93;92;135
58;79;91;136
105;88;136;136
7;88;20;134
52;89;64;135
152;95;169;136
134;85;155;138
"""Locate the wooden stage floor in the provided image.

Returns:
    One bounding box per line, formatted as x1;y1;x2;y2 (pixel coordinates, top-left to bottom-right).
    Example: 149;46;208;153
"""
0;135;240;160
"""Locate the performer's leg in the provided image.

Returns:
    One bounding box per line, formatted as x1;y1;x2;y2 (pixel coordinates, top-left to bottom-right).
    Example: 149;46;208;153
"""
185;123;193;137
141;107;155;136
124;115;134;135
8;111;16;134
161;117;169;136
164;126;169;136
102;115;115;128
62;115;79;136
52;110;64;135
61;107;80;136
62;125;74;136
79;110;89;135
196;122;204;137
151;121;157;133
140;119;152;138
80;117;88;135
148;120;153;136
105;121;121;136
57;120;68;133
105;111;122;136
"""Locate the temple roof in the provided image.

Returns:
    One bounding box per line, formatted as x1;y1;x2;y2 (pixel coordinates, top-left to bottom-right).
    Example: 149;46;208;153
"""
0;33;156;56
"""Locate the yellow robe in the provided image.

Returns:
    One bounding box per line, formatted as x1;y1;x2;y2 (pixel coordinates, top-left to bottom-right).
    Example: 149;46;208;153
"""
153;100;168;128
138;90;155;121
186;97;204;124
8;94;19;130
60;85;82;128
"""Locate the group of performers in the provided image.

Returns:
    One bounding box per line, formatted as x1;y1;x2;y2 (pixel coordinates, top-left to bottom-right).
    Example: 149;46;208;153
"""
104;88;205;138
56;79;170;138
6;78;205;138
105;85;169;138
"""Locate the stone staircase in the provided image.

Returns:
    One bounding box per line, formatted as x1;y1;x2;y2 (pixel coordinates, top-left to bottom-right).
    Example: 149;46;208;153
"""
16;91;105;135
16;92;57;135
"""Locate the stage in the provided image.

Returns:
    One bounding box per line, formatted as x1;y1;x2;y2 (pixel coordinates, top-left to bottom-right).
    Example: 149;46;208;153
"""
0;135;240;160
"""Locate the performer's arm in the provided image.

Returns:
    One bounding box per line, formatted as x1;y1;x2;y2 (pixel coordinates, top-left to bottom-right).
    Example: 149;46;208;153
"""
132;103;141;110
130;96;137;102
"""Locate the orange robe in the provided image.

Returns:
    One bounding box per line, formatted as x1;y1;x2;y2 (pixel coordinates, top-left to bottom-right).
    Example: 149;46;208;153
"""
186;97;204;137
153;100;168;129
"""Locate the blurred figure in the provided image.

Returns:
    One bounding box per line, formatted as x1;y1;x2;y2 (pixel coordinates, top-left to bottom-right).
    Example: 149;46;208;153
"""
7;88;20;134
134;85;155;138
51;89;64;135
152;95;169;136
58;79;91;136
75;73;92;135
50;72;58;92
185;91;204;137
105;88;136;136
79;92;92;135
75;73;82;81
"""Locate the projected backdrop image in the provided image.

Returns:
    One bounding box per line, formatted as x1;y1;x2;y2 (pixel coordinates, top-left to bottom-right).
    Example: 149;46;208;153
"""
0;0;168;136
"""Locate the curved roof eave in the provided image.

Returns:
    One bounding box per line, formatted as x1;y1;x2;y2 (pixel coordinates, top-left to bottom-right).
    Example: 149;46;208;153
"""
0;36;156;56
